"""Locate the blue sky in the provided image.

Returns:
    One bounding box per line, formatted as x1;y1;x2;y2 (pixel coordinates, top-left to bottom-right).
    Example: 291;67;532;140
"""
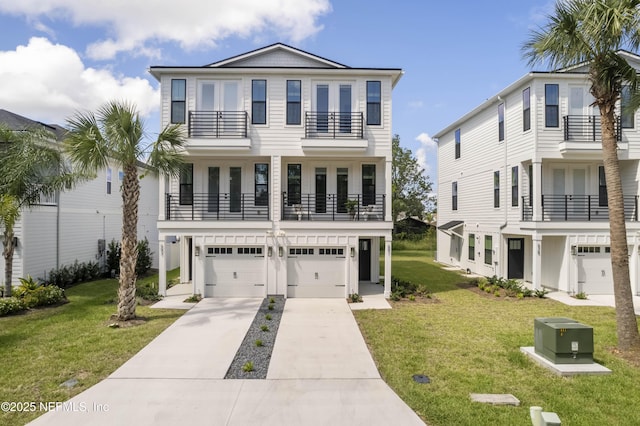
0;0;555;195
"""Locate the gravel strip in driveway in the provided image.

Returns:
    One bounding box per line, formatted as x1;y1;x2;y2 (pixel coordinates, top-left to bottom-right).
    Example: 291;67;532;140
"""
224;296;285;379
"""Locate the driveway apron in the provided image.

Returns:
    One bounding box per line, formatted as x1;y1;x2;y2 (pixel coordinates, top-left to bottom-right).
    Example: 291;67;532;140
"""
28;298;425;426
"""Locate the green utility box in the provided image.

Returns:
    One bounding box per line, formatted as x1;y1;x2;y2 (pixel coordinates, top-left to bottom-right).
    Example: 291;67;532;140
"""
534;317;594;364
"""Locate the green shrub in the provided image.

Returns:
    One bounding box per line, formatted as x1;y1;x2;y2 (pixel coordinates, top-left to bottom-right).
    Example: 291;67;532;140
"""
136;238;154;276
184;294;202;303
242;361;254;372
13;276;66;309
390;291;402;301
136;281;161;301
44;260;101;288
106;239;121;275
574;291;588;300
0;297;27;316
348;293;363;303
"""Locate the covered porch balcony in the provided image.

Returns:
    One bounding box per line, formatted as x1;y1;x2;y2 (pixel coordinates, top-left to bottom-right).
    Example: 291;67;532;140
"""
521;195;639;222
165;193;269;221
282;193;385;221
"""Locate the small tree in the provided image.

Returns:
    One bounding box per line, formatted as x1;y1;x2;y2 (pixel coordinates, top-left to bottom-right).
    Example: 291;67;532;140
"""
523;0;640;350
65;101;185;321
392;134;433;223
0;125;80;297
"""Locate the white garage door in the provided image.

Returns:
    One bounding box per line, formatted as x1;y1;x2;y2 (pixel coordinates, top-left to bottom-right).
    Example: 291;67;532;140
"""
577;246;613;295
204;246;266;297
287;247;346;298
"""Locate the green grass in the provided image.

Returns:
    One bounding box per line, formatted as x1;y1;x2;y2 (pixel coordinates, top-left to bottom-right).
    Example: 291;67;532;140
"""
356;249;640;426
0;269;184;426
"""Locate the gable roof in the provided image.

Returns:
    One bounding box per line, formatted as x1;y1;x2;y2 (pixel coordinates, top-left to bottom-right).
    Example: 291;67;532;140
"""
206;42;348;69
149;43;403;87
0;109;66;140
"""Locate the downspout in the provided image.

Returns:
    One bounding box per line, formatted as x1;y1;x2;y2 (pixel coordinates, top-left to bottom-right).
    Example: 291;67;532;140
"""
56;190;61;269
498;95;508;279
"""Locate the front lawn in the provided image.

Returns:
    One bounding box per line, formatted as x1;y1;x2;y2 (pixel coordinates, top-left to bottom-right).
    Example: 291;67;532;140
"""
0;270;184;426
355;250;640;425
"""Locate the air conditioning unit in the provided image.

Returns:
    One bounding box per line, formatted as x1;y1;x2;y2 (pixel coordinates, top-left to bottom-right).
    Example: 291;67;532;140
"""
534;317;593;364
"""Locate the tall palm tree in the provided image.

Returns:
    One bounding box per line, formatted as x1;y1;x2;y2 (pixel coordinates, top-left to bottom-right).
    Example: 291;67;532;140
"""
524;0;640;350
0;124;79;297
65;101;185;321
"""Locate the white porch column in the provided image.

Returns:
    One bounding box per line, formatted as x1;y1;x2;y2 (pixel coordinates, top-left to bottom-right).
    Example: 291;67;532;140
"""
532;234;542;290
532;161;542;221
158;174;166;221
158;238;167;296
384;237;392;298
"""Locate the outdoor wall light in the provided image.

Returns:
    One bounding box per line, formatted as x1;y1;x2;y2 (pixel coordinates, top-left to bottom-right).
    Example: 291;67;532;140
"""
195;246;201;257
350;247;355;257
268;246;273;257
571;245;577;256
278;246;284;257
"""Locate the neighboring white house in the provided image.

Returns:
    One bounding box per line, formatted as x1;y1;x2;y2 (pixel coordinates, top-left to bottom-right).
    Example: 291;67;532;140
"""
434;52;640;296
150;43;402;298
0;109;162;285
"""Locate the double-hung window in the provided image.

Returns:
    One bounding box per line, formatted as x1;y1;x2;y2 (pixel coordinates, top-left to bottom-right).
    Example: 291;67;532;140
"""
511;166;519;207
621;86;634;128
468;234;475;261
494;171;500;208
523;87;531;131
545;84;559;127
171;79;186;124
362;164;376;206
498;103;505;141
452;181;458;211
484;236;493;265
455;128;461;159
255;164;269;207
286;80;301;125
599;166;608;207
252;80;267;125
366;81;381;125
287;164;301;206
179;163;193;205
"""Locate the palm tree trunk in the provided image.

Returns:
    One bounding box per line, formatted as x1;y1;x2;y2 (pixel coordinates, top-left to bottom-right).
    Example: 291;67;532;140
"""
117;163;140;321
600;106;640;351
3;229;14;297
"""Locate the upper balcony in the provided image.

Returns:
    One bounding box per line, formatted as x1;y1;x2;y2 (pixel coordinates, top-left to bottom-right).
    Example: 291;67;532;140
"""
165;193;269;221
186;111;250;150
302;112;367;151
521;195;639;222
560;115;626;154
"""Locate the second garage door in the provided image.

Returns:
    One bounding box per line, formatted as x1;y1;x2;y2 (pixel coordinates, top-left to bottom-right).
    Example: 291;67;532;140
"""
577;246;613;295
204;246;266;297
287;247;346;297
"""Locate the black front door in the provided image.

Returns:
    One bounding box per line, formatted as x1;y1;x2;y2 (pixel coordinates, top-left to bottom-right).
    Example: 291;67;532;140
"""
359;239;371;281
507;238;525;279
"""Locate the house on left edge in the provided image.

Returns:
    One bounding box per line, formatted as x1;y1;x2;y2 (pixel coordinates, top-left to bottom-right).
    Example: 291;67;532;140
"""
0;109;165;288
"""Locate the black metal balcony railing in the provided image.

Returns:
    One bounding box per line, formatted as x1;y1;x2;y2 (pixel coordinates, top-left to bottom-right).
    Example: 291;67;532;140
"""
188;111;248;138
305;112;364;139
281;193;385;221
563;115;621;142
521;195;638;222
165;193;269;221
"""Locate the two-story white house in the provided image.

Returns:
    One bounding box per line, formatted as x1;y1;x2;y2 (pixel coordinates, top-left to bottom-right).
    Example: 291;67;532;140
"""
151;43;402;298
0;109;161;286
435;52;640;297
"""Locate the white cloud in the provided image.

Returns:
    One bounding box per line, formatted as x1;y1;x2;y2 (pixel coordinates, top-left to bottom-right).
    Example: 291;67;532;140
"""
415;132;437;176
408;100;423;108
0;0;332;60
0;37;159;124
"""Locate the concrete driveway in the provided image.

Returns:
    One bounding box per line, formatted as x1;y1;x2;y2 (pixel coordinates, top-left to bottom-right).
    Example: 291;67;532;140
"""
28;298;424;426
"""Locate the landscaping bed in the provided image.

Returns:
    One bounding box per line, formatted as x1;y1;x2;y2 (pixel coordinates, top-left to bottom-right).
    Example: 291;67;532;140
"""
225;296;285;379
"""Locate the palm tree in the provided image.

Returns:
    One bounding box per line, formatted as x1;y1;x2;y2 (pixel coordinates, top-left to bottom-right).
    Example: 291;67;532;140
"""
523;0;640;350
0;124;79;297
65;101;185;321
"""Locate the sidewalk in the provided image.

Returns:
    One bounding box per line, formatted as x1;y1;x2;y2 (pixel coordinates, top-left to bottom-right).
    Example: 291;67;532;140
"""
547;291;640;315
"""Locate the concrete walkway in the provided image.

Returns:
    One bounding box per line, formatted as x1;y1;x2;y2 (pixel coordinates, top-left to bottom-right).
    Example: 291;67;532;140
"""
29;298;424;426
547;291;640;315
